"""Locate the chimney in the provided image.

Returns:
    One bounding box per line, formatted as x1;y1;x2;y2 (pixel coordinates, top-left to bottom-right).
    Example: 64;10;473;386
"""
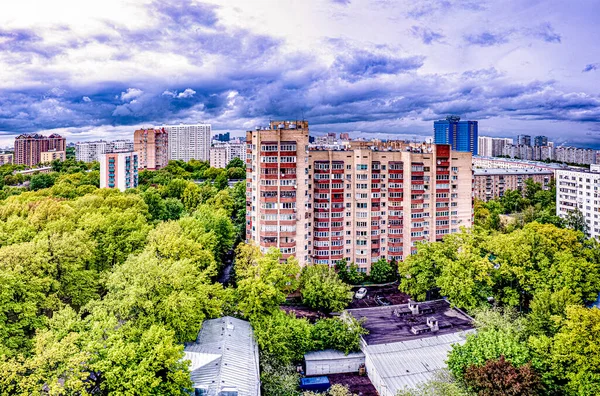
408;299;419;315
427;317;439;332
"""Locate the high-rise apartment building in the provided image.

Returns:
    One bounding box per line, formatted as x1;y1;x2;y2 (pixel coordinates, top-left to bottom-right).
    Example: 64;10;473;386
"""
247;121;473;272
134;128;169;170
14;133;66;166
76;141;109;163
556;164;600;239
517;135;531;146
478;136;513;157
209;142;247;168
163;124;211;162
99;151;139;191
534;135;548;147
434;116;478;155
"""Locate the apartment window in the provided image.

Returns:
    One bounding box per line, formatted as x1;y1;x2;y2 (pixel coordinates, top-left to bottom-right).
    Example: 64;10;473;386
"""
356;221;368;227
357;164;368;170
261;156;277;163
280;144;296;151
261;145;278;151
280;156;296;163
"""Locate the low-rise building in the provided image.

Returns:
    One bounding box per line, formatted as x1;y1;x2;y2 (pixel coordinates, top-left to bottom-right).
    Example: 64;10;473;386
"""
0;153;13;165
473;168;553;201
184;316;260;396
344;300;474;395
41;150;66;163
99;151;139;191
556;164;600;239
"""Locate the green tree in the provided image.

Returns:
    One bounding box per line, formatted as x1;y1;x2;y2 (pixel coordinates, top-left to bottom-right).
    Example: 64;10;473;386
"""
214;171;229;190
226;157;245;169
235;247;300;320
252;310;313;364
300;265;352;313
369;258;397;283
29;173;55;191
463;356;544;396
551;306;600;395
311;316;368;355
564;207;587;234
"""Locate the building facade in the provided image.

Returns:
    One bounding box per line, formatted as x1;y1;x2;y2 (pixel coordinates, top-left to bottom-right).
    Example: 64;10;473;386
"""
210;142;247;168
473;168;553;201
40;150;66;163
14;133;66;166
99;151;139;191
163;124;211;162
247;121;473;271
534;135;548;147
134;128;169;170
478;136;513;157
0;153;14;165
434;116;478;155
76;141;109;163
556;164;600;239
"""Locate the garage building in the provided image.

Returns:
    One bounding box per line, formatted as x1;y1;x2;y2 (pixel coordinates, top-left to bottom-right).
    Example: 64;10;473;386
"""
304;349;365;376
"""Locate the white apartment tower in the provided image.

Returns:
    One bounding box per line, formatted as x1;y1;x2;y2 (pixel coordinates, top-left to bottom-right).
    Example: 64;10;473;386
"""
163;124;211;162
556;164;600;239
100;151;139;192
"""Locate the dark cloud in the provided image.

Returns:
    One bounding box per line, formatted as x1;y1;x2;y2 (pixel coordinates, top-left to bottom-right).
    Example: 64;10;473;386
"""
334;49;425;79
527;22;561;43
407;0;486;19
583;63;599;72
464;31;512;46
150;0;219;28
331;0;351;4
410;26;445;44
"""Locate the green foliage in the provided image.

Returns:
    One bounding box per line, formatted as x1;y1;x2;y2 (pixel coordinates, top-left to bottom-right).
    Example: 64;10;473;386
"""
29;173;56;191
252;311;313;365
311;316;368;355
235;245;300;320
369;257;397;283
551;306;600;395
259;352;301;396
226;157;245;170
396;370;471;396
304;384;356;396
300;265;352;313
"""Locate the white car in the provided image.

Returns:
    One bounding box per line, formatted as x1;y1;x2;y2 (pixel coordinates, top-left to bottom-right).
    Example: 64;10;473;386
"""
355;288;367;299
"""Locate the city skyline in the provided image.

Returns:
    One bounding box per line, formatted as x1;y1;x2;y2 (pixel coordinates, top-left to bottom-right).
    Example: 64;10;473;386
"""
1;0;599;147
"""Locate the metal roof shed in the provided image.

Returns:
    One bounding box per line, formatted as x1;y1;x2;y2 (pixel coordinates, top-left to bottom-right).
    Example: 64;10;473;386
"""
304;349;365;376
184;316;260;396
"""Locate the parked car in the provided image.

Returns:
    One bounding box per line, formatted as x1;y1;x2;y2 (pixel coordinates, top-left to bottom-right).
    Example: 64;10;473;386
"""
375;296;391;306
355;287;367;299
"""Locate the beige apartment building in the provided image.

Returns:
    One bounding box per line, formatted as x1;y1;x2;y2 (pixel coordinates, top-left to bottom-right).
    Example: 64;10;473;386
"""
134;128;169;170
0;153;13;165
246;121;473;272
473;168;553;201
40;150;66;163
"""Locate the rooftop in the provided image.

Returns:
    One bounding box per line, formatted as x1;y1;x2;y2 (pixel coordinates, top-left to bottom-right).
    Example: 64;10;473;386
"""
184;316;260;396
346;299;473;346
474;168;554;176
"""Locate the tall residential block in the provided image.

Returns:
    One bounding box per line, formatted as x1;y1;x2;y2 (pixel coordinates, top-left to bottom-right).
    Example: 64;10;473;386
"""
477;136;513;157
76;141;109;162
517;135;532;146
210;142;247;168
134;128;169;170
100;151;139;191
434;116;478;155
247;121;473;272
534;135;548;147
163;124;211;162
14;133;66;166
556;164;600;239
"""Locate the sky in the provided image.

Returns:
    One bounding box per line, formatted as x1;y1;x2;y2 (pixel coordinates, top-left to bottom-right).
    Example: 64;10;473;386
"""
0;0;599;147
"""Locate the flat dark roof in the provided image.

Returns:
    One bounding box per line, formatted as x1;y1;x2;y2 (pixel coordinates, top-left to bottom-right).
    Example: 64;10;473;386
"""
347;299;474;345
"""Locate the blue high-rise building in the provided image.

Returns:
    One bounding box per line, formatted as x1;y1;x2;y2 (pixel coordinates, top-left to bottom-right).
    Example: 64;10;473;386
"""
433;116;478;155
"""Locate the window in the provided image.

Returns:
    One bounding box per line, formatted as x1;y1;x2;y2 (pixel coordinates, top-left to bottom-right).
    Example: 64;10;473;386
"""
280;144;296;151
280;156;296;163
357;164;368;170
261;145;277;151
261;156;277;163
